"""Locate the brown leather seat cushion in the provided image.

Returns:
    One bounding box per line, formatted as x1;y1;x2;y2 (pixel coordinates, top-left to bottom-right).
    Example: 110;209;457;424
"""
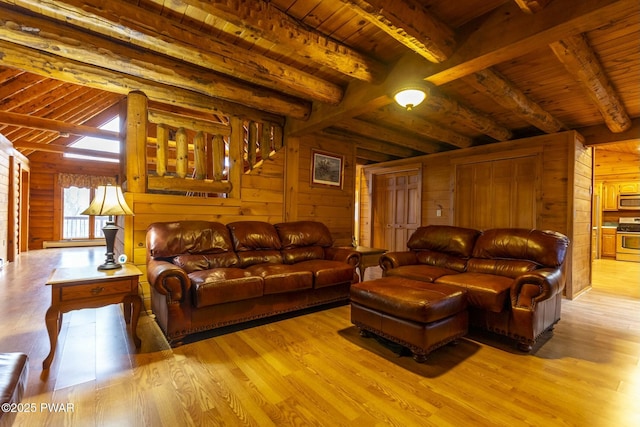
435;272;513;313
0;352;28;424
350;277;467;324
385;264;460;282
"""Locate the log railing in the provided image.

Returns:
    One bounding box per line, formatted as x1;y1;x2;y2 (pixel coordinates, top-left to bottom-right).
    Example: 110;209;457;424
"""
124;91;285;197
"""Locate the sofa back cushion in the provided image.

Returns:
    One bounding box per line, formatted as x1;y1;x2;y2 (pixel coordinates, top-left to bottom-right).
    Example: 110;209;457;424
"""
173;253;239;273
275;221;334;264
227;221;283;267
227;221;282;251
415;250;468;272
146;221;234;258
472;228;569;268
466;258;539;279
407;225;481;258
275;221;334;249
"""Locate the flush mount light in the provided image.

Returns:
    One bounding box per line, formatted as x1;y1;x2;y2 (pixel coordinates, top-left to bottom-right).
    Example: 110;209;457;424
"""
393;82;431;111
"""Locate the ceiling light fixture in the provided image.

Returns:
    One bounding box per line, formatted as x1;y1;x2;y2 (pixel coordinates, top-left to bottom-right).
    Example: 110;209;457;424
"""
393;81;431;111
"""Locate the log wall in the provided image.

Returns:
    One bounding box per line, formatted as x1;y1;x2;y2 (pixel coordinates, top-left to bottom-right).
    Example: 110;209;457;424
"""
359;131;591;298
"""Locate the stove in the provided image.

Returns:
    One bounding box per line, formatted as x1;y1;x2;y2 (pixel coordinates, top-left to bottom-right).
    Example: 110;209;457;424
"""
617;217;640;233
616;217;640;262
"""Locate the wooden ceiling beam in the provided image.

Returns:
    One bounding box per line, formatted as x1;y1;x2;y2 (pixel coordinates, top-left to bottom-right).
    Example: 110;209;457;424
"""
513;0;552;14
339;0;456;63
550;34;631;133
333;118;442;154
321;129;418;159
0;40;286;125
0;111;119;140
0;7;309;120
2;0;343;105
425;0;639;85
12;140;120;160
178;0;387;83
578;118;640;146
461;68;566;134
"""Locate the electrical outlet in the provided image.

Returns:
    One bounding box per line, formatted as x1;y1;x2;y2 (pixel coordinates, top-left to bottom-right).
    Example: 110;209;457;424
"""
436;209;442;217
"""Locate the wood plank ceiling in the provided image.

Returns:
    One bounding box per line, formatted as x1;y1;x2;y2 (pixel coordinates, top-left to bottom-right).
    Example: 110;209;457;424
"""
0;0;638;163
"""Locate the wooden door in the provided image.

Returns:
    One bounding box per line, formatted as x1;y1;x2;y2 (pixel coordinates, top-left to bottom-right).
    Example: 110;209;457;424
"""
372;170;421;252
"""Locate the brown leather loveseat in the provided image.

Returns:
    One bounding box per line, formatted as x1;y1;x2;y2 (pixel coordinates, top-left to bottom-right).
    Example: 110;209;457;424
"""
379;225;569;351
146;220;360;346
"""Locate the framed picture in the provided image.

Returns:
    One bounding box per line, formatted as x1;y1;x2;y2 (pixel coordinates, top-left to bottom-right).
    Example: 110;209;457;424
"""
311;149;344;188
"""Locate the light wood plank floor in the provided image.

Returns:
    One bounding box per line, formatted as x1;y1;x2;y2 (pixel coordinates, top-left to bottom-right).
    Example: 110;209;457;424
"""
1;248;639;426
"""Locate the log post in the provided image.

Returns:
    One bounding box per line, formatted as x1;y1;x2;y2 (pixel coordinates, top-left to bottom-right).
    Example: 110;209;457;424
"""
125;91;148;193
212;134;226;181
156;123;169;177
193;131;206;180
247;121;257;169
229;117;244;199
175;128;188;178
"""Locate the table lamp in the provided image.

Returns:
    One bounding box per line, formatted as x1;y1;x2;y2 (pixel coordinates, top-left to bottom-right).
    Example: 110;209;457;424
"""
81;185;134;270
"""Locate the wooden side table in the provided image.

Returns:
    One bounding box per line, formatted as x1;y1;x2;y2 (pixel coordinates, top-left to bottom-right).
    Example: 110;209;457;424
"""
43;264;143;370
351;246;387;281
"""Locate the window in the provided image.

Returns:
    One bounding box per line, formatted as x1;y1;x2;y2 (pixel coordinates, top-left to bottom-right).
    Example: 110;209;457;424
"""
64;116;120;163
62;187;108;239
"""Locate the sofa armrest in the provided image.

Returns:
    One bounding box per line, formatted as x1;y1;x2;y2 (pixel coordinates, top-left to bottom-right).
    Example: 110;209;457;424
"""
379;251;418;272
324;247;361;267
511;268;565;309
146;259;191;303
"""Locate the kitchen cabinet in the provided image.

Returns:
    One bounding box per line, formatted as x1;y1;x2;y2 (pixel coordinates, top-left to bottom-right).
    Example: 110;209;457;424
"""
602;183;619;211
618;182;640;194
601;228;617;258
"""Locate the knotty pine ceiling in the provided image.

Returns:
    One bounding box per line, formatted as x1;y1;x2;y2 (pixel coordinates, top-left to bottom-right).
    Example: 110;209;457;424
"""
0;0;638;163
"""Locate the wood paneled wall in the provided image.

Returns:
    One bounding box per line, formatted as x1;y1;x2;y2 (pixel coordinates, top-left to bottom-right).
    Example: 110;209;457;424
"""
359;131;591;298
0;134;12;263
27;152;119;249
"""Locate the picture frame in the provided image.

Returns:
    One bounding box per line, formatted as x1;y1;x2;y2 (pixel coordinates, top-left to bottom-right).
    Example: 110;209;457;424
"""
311;149;344;188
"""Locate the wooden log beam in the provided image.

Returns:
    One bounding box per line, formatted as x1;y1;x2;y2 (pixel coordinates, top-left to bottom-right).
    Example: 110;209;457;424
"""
178;0;387;83
462;68;566;134
321;129;419;159
2;0;342;105
0;7;309;120
148;110;230;136
0;40;286;124
578;118;640;146
550;34;631;133
425;0;639;85
339;0;456;63
513;0;552;14
333;118;442;154
147;176;232;194
0;110;119;140
12;140;119;160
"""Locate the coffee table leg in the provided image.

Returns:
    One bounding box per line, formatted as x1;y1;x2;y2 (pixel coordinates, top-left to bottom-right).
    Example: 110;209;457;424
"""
124;295;142;348
43;306;61;369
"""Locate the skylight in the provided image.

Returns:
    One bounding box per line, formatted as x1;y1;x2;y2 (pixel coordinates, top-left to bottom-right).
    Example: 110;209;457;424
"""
64;116;120;163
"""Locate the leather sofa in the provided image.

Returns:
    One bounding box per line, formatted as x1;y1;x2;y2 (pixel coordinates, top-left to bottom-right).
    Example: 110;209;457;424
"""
146;220;360;346
379;225;569;351
0;352;28;427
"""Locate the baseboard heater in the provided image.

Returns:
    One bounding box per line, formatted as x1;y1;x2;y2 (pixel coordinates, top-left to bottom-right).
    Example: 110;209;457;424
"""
43;240;105;248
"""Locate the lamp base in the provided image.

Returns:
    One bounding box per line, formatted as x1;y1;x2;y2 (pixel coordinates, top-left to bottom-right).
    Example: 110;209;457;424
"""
98;261;122;271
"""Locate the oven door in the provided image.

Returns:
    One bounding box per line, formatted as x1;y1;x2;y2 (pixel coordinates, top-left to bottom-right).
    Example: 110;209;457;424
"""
616;232;640;262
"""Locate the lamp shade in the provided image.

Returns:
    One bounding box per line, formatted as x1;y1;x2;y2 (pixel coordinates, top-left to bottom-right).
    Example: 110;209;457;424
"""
393;82;431;110
81;185;134;217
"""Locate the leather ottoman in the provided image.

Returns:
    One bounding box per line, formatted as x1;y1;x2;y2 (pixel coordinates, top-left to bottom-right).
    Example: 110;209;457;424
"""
350;277;468;362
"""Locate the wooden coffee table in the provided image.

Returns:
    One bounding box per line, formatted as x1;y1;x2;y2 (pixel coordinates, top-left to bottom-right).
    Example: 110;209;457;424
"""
43;264;143;369
350;246;387;280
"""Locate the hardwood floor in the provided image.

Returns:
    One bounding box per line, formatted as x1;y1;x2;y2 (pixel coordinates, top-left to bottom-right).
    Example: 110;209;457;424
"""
1;248;639;426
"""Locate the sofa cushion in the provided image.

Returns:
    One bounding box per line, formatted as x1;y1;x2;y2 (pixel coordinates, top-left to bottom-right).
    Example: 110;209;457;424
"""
189;269;263;308
472;228;569;267
415;250;468;272
407;225;481;258
280;246;325;264
293;259;355;288
246;264;314;294
147;221;234;258
237;250;283;268
435;272;513;313
385;264;460;282
227;221;282;251
275;221;334;249
173;252;239;273
466;258;538;279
